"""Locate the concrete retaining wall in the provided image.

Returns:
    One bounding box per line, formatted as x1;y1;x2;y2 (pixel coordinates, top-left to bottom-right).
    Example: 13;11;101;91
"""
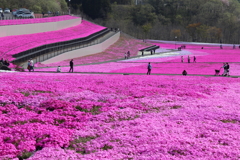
0;17;82;37
42;32;120;64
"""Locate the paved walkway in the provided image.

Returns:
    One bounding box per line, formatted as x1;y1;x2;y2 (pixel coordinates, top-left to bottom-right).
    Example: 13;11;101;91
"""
35;49;177;69
32;71;239;78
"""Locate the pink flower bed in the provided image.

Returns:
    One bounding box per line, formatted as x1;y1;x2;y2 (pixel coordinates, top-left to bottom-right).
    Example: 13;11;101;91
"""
35;35;152;67
0;20;106;61
110;62;240;76
0;15;78;26
34;61;240;76
147;42;240;62
34;62;143;72
107;42;239;76
0;72;240;159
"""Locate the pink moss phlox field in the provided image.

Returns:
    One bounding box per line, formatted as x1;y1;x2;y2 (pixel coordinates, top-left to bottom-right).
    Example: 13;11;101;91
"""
0;15;78;26
150;42;240;63
0;20;106;61
35;35;152;67
110;62;240;76
0;72;240;159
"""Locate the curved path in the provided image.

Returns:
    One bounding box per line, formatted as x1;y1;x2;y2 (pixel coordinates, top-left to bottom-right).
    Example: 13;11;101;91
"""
31;70;239;78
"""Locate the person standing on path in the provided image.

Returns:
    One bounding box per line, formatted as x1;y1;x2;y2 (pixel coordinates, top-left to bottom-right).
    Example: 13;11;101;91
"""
69;59;74;72
1;13;4;20
127;51;130;59
27;60;31;72
30;59;34;72
193;56;196;63
188;56;190;63
181;56;183;63
57;66;61;72
125;53;127;59
147;62;152;75
221;63;227;76
226;63;230;76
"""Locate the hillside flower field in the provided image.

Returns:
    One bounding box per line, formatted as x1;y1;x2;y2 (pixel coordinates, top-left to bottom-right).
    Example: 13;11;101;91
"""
34;42;240;76
0;20;106;61
0;73;240;159
35;34;152;67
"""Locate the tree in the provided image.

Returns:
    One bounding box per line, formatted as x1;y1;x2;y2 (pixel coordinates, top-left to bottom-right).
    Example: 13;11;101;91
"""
207;26;222;42
196;25;209;42
142;23;152;39
82;0;111;19
0;0;67;13
186;23;201;41
131;4;157;26
171;29;181;39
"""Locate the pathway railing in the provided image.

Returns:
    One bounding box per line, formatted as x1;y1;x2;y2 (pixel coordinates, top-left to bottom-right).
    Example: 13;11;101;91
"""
11;28;112;64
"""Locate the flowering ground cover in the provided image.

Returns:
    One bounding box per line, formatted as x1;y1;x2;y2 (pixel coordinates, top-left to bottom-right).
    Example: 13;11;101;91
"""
148;42;240;63
109;62;240;76
35;34;152;67
0;20;106;61
0;72;240;159
0;15;78;26
104;42;239;76
33;40;240;76
33;61;240;76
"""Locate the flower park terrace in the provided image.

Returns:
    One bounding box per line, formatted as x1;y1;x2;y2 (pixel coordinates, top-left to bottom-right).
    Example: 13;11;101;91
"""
0;15;240;159
0;15;78;26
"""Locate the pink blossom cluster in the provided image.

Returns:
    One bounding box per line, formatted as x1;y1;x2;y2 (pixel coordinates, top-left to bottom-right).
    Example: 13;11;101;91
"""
0;20;106;61
0;15;78;26
0;72;240;159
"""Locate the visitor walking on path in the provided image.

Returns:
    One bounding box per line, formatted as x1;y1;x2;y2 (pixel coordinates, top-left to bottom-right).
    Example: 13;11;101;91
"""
193;56;196;63
127;51;130;59
226;63;230;76
57;66;61;72
1;13;4;19
181;56;183;63
147;62;152;75
30;59;34;72
221;63;227;76
188;56;190;63
69;59;74;72
125;53;127;59
27;60;31;72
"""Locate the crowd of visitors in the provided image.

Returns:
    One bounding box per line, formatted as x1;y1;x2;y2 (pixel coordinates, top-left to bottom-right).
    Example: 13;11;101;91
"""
181;56;196;63
27;59;34;72
0;58;10;66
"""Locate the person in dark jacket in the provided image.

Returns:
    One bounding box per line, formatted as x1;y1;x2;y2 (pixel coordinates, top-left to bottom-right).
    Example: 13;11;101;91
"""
147;62;152;75
69;59;74;72
182;70;187;76
226;63;230;76
3;60;9;66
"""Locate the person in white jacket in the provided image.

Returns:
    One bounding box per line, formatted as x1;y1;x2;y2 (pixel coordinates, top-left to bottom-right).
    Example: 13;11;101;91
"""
57;66;61;72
